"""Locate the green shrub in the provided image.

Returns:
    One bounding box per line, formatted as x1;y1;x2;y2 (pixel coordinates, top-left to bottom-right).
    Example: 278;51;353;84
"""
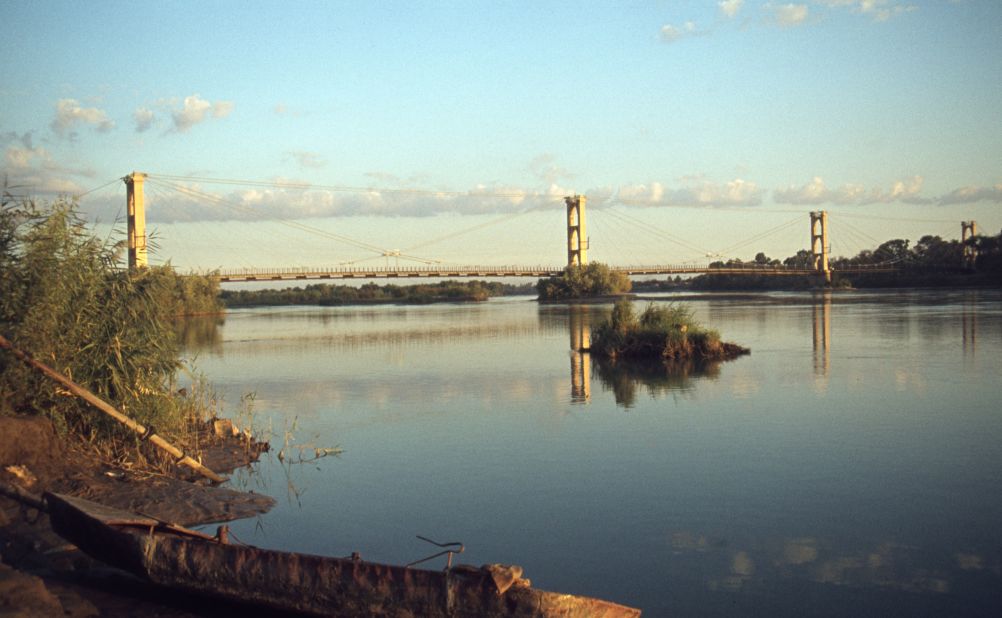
0;196;207;440
536;262;632;300
591;299;748;362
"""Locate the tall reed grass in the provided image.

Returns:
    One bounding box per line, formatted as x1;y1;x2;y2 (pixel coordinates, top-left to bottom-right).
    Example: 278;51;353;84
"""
0;192;219;448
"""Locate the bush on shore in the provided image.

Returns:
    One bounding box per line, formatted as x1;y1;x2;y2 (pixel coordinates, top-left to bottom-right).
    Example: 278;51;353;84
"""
591;299;749;362
0;195;215;444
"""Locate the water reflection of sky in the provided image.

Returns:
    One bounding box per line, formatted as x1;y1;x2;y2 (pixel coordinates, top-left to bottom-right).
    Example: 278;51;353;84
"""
186;290;1002;616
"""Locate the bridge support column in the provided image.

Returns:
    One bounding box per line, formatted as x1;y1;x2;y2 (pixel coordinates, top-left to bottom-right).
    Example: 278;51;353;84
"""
810;210;831;285
961;220;977;269
565;195;588;268
125;172;148;269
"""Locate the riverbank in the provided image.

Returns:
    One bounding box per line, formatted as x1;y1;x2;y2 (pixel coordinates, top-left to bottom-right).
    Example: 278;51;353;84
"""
0;415;272;616
220;280;535;308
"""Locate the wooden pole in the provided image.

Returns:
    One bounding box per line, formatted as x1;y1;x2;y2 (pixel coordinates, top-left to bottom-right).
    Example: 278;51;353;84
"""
0;334;226;484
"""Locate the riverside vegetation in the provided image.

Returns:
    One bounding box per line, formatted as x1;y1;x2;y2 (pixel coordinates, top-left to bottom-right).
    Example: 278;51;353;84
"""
591;299;749;362
0;194;224;462
536;263;632;301
220;280;535;307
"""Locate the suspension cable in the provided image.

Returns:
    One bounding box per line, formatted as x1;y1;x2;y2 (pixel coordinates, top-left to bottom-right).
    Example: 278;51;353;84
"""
146;177;444;265
711;214;802;258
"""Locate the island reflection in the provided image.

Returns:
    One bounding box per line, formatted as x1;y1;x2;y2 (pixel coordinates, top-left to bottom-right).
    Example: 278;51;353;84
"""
567;303;727;407
593;357;723;408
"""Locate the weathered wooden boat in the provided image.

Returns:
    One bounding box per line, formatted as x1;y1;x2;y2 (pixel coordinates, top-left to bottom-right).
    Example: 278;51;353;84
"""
44;492;641;617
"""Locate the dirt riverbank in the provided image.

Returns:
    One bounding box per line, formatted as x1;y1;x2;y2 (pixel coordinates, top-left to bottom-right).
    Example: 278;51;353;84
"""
0;415;274;616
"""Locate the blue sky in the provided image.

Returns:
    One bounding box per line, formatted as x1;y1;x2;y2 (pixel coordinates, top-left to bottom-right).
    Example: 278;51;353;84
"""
2;0;1000;269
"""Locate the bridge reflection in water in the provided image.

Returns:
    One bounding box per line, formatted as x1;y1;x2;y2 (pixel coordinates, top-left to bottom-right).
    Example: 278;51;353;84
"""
813;291;832;378
569;306;594;403
963;298;977;357
567;294;836;405
565;304;723;408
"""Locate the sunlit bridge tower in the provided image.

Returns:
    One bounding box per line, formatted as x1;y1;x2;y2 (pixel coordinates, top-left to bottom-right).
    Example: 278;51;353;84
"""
962;220;977;269
565;195;588;267
810;210;831;285
125;172;148;270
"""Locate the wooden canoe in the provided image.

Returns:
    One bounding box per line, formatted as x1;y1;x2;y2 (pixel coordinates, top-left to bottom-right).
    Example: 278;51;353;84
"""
44;492;641;617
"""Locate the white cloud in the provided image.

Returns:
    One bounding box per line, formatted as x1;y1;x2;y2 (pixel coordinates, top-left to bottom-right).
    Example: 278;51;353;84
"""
773;175;929;205
49;99;114;138
719;0;745;18
287;151;327;169
770;3;810;26
660;21;700;43
607;178;764;207
1;141;95;195
937;184;1002;206
528;154;574;185
133;107;155;133
170;95;234;133
4;143;48;170
139;179;570;223
211;100;234;118
814;0;916;22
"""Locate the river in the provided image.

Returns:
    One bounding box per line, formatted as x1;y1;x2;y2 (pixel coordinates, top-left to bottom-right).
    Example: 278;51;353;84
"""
182;289;1002;617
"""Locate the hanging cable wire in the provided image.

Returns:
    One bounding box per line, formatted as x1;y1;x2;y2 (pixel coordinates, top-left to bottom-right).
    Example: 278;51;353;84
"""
828;211;955;224
402;196;559;253
596;207;714;257
148;171;567;258
73;177;125;200
146;172;553;201
146;177;445;265
587;209;651;264
711;214;803;258
828;214;882;247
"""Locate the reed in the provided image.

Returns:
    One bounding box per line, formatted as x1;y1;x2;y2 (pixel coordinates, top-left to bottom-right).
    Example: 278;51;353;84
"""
0;194;219;455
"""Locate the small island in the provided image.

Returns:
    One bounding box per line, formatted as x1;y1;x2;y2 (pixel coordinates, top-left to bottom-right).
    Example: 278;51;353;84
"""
590;299;750;362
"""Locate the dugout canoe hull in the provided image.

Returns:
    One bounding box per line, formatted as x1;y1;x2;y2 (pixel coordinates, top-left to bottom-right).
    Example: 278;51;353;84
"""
44;492;640;617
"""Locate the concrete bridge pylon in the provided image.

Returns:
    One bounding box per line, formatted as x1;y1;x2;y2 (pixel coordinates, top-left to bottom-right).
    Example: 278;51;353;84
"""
565;195;588;268
962;220;977;269
810;210;831;284
125;172;148;270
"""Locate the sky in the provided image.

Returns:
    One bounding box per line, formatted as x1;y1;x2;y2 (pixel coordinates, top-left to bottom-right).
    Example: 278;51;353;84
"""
2;0;1001;270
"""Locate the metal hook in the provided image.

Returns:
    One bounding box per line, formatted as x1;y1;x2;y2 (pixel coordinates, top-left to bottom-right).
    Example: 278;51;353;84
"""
405;535;465;570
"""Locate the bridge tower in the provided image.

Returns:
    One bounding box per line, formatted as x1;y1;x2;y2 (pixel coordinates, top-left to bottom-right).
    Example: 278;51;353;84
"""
810;210;831;284
961;220;977;269
125;172;148;269
565;195;588;267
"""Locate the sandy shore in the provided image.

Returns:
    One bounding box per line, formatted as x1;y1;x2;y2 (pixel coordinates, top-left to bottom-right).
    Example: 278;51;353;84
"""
0;415;274;616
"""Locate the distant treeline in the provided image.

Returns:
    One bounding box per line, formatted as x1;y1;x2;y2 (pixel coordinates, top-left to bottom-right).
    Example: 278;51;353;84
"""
220;280;537;307
687;231;1002;290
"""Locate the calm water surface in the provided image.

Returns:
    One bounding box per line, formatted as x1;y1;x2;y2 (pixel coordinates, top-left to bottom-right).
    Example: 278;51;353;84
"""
184;289;1002;617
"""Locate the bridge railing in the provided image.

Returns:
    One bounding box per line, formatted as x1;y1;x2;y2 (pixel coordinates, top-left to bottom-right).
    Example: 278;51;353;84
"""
208;261;901;282
213;264;566;280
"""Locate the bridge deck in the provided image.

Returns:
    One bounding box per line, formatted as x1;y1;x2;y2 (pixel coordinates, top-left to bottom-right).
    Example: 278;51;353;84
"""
211;263;896;282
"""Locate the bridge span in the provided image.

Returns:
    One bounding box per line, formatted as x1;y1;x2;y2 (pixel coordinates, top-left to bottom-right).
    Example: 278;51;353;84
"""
122;173;911;284
212;262;896;283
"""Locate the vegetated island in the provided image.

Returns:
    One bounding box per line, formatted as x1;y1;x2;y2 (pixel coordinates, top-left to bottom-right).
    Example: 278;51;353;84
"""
590;299;750;362
536;263;632;301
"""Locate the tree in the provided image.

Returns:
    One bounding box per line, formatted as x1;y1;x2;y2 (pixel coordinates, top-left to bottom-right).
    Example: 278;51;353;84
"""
536;263;632;300
873;239;910;263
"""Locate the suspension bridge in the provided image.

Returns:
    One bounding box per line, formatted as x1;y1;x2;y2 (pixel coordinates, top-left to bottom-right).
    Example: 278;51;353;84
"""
104;172;976;284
